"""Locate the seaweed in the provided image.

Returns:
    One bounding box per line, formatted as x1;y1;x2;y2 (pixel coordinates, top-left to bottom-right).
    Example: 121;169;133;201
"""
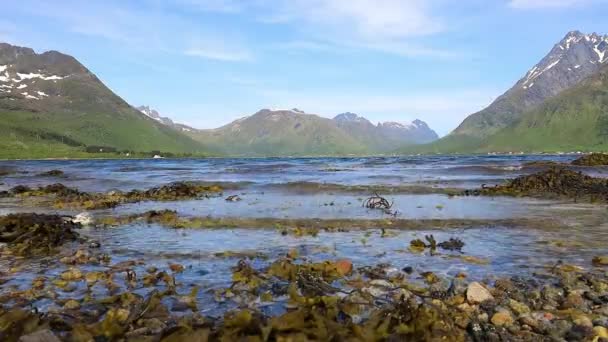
571;153;608;166
464;167;608;202
0;213;80;256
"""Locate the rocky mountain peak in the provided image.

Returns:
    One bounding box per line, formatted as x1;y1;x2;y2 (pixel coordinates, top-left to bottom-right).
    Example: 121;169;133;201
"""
137;105;195;133
333;112;372;125
519;30;607;93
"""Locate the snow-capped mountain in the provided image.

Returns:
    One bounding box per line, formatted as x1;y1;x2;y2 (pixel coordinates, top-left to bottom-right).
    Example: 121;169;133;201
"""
333;112;438;146
452;30;608;137
0;42;206;154
137;106;195;133
518;31;607;101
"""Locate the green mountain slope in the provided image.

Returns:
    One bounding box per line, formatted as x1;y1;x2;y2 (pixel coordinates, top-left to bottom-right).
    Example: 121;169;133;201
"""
189;109;370;156
480;64;608;152
186;109;438;156
408;31;608;154
0;43;207;158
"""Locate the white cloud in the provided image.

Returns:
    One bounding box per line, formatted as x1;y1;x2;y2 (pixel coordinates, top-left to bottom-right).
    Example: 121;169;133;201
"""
5;0;254;62
508;0;594;9
185;47;252;62
264;0;443;39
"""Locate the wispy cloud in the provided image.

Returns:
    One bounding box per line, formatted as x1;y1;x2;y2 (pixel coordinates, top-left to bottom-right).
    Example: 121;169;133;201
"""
184;47;252;62
5;0;254;62
264;0;443;39
179;0;454;59
508;0;597;9
260;0;451;58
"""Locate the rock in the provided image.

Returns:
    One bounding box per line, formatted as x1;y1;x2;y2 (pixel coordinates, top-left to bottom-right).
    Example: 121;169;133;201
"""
402;266;413;274
73;212;93;226
18;330;61;342
518;314;542;332
562;292;586;310
61;268;83;281
362;279;393;297
592;256;608;266
594;326;608;339
457;303;475;313
225;195;242;202
549;319;573;338
335;259;353;276
573;314;593;328
466;282;494;304
566;325;594;340
491;310;514;327
508;299;530;315
169;263;185;273
63;299;80;310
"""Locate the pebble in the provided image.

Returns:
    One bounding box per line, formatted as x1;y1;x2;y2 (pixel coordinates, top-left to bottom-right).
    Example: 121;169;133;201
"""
18;330;61;342
491;310;514;327
466;282;494;304
63;299;80;310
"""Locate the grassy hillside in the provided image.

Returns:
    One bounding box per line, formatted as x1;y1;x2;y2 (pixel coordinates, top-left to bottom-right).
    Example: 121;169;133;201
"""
403;64;608;154
480;65;608;152
190;110;369;156
0;43;208;159
0;110;208;158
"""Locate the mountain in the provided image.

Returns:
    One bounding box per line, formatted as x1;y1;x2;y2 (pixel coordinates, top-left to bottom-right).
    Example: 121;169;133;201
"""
137;106;196;133
414;30;608;153
333;113;438;151
185;109;437;156
188;108;368;156
479;62;608;152
377;119;438;144
0;42;207;158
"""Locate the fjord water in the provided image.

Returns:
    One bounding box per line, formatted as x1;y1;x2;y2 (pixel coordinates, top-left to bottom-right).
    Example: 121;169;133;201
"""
1;155;608;314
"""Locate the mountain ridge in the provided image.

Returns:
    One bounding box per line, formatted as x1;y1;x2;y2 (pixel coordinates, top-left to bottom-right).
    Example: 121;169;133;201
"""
409;30;608;154
0;42;208;158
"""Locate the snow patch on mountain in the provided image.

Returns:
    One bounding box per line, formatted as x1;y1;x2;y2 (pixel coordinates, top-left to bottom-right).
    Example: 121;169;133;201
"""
521;31;608;90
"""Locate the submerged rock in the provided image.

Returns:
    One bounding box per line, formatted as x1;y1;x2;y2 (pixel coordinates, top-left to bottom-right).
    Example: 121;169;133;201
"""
37;170;64;177
592;256;608;266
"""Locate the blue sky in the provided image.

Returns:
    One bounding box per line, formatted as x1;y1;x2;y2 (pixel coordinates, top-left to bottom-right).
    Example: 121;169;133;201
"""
1;0;606;135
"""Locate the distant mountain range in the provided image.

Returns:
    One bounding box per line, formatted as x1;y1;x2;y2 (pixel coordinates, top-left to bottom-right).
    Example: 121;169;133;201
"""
4;29;606;158
412;30;608;153
0;41;434;158
139;107;438;156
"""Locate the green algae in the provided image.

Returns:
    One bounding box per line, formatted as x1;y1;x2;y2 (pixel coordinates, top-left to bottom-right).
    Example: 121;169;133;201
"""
100;210;562;232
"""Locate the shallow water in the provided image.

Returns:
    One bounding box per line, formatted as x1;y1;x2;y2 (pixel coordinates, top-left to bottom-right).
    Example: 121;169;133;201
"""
1;155;607;314
2;154;605;193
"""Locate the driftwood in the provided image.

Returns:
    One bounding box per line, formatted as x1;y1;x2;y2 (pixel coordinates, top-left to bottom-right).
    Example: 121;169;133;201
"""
363;193;393;210
363;193;399;216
